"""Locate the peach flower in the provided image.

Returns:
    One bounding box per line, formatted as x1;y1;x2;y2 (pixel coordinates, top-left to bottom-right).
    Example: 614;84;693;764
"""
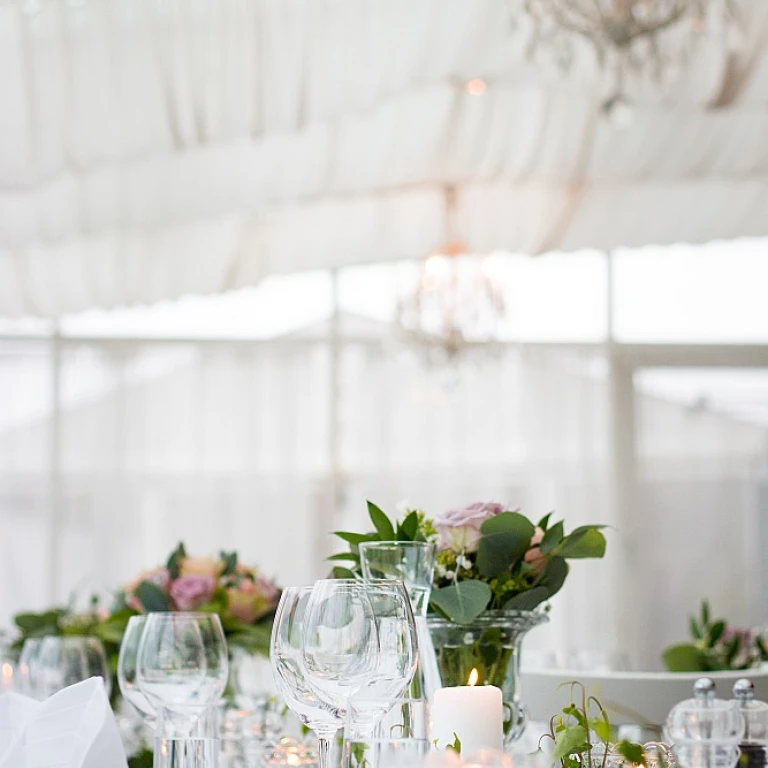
524;526;547;572
179;557;220;579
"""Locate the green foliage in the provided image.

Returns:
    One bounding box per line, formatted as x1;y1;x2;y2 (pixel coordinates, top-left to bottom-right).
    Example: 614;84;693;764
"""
430;580;492;624
476;513;535;577
447;733;462;755
135;580;171;612
367;501;396;541
554;526;607;559
329;500;607;624
540;682;646;768
220;550;238;577
166;542;187;579
128;749;154;768
662;600;765;672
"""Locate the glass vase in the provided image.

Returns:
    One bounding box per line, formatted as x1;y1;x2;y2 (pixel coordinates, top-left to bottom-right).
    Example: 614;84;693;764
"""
427;609;548;750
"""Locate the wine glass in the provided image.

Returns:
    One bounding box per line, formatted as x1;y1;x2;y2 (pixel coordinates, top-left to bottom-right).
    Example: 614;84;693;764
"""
347;580;418;731
18;638;43;699
136;612;228;736
35;636;111;698
271;587;343;768
301;579;379;720
118;615;157;725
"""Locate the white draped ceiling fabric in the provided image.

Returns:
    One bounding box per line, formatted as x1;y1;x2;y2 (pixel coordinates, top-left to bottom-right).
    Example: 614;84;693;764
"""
1;0;768;316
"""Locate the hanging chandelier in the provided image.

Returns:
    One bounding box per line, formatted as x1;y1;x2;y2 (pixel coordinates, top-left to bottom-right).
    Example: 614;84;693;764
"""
396;187;506;361
522;0;738;114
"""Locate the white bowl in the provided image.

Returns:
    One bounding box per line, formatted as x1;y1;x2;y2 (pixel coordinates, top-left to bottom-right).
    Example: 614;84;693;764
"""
520;669;768;727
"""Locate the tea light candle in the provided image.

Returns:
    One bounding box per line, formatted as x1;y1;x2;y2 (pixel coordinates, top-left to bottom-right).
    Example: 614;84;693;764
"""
0;662;13;693
431;668;504;756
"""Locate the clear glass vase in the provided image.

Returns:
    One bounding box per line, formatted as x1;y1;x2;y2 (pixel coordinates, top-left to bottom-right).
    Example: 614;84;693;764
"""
427;609;548;750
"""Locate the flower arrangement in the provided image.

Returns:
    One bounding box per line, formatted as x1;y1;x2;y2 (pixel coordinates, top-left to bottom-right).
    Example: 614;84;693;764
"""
12;544;281;768
332;501;607;624
13;543;280;682
662;600;768;672
116;543;281;653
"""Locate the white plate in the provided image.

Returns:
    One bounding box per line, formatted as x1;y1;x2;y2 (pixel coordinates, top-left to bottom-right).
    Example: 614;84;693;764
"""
520;669;768;727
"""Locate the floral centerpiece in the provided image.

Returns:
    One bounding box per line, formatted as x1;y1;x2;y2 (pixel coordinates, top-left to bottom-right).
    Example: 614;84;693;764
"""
14;543;280;663
12;544;281;767
662;600;768;672
332;501;607;747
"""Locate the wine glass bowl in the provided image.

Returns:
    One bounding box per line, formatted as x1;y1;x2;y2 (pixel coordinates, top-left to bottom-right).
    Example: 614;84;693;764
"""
118;615;156;723
301;580;379;713
136;612;228;733
35;636;111;699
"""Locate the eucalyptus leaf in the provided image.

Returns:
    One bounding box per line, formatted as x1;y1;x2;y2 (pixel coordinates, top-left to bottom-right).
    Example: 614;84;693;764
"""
367;501;396;541
662;643;708;672
556;527;606;559
477;512;535;578
136;580;171;612
327;552;360;562
504;586;549;611
540;556;569;599
430;580;491;624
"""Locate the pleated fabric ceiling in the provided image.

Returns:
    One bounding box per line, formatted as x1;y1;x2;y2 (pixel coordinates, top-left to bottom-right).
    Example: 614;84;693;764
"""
1;0;767;316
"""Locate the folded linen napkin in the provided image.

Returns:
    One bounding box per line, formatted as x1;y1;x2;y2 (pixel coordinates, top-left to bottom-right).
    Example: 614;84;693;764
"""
0;677;128;768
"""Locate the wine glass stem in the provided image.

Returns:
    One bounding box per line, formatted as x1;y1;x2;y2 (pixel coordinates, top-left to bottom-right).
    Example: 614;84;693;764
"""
317;735;333;768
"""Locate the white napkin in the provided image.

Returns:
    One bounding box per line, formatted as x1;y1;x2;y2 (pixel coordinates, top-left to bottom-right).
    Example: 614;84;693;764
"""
0;677;128;768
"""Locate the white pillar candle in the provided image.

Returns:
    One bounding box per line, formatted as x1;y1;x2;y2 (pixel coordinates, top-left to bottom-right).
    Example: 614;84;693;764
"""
431;669;504;757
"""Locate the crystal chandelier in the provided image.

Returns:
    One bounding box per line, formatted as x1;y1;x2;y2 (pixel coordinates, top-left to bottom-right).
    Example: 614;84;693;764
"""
396;187;506;361
523;0;737;112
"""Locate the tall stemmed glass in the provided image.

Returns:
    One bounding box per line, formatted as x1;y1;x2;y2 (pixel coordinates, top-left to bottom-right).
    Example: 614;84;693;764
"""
301;580;379;719
346;579;418;733
36;636;111;698
270;588;345;768
118;615;157;727
359;542;437;699
136;612;228;738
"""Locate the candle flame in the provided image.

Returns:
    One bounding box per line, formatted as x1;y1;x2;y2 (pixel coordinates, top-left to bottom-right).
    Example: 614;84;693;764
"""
468;668;479;686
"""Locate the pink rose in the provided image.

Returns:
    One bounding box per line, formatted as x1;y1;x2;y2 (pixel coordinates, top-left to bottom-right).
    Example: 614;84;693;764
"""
170;575;215;611
524;526;547;572
435;502;506;553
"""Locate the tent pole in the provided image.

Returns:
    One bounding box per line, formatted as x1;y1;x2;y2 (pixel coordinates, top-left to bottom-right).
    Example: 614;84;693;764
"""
606;250;641;667
47;325;62;605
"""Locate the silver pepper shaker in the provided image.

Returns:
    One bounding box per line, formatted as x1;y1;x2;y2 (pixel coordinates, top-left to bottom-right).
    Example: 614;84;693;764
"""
733;679;768;768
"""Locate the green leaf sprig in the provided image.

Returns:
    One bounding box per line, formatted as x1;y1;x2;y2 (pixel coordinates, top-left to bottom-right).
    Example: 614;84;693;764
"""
539;681;647;768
